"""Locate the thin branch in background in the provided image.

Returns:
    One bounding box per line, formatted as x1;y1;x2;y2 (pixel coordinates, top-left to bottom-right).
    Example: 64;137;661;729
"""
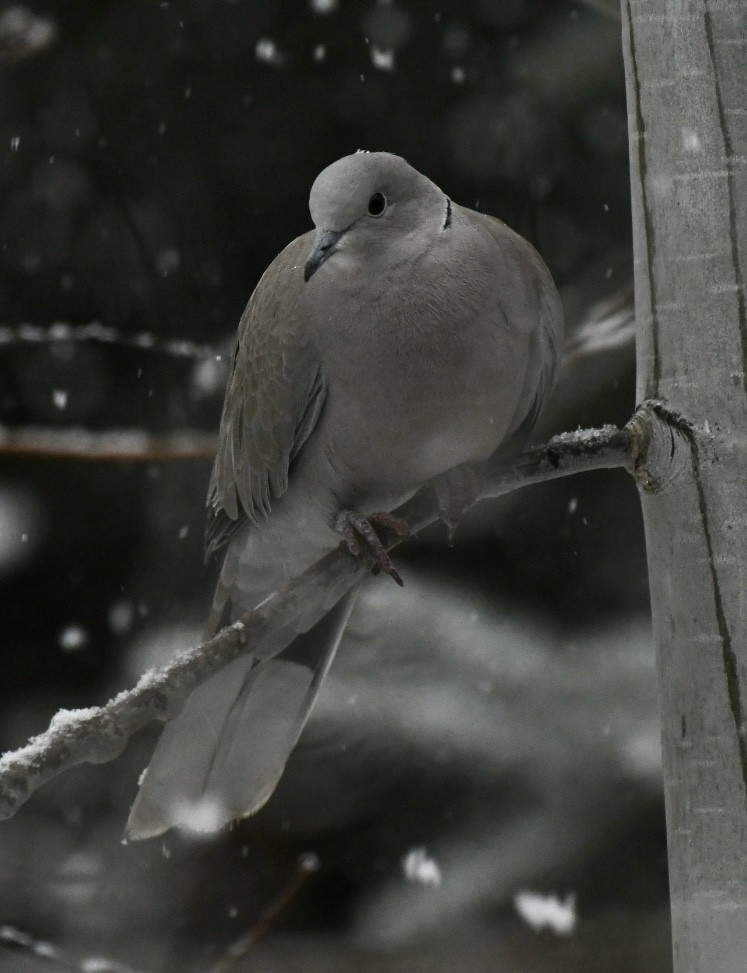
0;424;218;462
0;285;638;368
0;418;639;822
0;321;219;360
210;852;320;973
0;924;147;973
0;323;227;461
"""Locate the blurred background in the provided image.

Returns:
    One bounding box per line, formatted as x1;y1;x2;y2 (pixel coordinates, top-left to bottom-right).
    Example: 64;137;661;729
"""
0;1;671;971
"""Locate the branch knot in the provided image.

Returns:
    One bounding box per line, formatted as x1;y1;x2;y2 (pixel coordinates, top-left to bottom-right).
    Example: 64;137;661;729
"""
626;399;695;493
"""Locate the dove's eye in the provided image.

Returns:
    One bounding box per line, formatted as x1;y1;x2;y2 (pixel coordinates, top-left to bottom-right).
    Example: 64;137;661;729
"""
367;192;387;217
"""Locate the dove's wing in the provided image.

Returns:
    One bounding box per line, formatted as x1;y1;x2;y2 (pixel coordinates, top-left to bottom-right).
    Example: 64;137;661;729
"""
206;230;325;556
478;211;563;436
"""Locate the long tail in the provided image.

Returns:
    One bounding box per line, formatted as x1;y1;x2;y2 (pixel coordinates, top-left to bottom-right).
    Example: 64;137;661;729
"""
125;588;359;840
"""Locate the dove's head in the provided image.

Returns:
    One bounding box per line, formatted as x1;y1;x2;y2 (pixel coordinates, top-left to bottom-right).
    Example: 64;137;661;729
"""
304;151;449;282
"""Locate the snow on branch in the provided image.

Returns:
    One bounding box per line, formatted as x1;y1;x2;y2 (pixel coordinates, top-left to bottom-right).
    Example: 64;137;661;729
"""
0;417;642;823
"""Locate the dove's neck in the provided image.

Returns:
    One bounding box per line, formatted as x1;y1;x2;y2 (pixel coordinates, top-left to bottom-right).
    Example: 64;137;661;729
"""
309;208;490;369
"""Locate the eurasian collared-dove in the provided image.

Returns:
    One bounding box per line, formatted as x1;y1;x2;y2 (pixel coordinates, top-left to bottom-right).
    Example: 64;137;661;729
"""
125;151;563;839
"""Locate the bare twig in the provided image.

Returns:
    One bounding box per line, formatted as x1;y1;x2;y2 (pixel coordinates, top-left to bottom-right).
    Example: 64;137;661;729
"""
0;419;637;822
210;853;320;973
0;425;218;462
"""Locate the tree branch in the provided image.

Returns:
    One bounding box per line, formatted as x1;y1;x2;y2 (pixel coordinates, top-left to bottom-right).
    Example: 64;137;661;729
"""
0;415;641;823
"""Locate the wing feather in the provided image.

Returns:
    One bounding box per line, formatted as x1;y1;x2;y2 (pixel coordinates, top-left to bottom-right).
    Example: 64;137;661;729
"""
478;211;563;437
206;231;326;556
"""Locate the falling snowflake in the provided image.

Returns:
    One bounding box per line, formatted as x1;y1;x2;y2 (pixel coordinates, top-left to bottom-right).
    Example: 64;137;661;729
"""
255;37;286;68
514;891;577;935
59;624;88;652
370;46;395;70
402;847;442;887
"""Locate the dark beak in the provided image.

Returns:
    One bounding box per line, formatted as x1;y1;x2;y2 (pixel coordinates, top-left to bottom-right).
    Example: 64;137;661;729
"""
304;229;344;282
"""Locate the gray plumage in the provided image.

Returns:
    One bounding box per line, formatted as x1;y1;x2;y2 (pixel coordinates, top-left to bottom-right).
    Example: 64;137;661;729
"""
125;151;563;840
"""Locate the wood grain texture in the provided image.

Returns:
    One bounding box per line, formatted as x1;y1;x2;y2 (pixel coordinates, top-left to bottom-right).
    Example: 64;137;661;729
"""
622;1;747;969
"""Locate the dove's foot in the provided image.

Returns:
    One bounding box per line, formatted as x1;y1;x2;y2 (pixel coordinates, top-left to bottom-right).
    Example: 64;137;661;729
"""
335;510;409;586
435;465;481;545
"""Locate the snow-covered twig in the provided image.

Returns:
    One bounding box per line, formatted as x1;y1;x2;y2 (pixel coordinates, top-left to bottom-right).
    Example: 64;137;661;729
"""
0;321;218;360
0;418;640;822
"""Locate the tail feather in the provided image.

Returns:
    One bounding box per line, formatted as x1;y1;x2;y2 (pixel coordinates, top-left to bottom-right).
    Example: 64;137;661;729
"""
125;587;358;840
